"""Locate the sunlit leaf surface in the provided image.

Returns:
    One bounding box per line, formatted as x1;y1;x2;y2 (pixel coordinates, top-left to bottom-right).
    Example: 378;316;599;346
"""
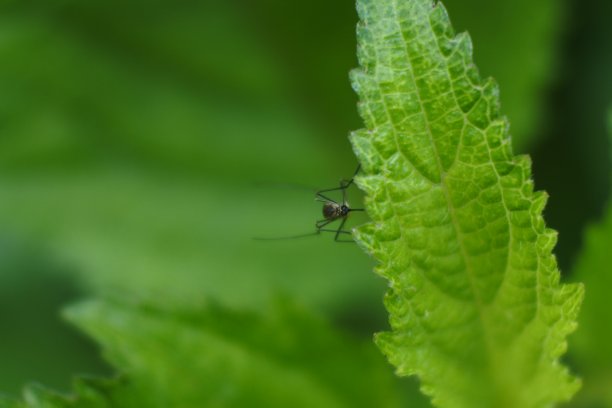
350;1;583;406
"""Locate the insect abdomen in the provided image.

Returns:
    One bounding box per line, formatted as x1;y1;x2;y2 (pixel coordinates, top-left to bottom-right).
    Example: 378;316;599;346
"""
323;202;340;219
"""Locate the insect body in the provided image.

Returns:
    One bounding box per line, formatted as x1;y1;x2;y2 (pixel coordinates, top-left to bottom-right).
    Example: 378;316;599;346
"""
322;202;350;220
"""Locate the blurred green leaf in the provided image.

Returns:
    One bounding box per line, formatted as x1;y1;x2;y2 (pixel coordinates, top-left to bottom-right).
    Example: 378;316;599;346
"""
0;239;108;395
3;296;428;408
0;2;327;177
569;204;612;407
0;1;388;396
529;0;612;272
0;378;136;408
0;171;382;311
0;0;383;313
350;0;582;406
568;110;612;407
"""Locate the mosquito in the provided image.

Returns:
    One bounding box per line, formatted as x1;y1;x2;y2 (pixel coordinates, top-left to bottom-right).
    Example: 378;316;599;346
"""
254;165;364;242
314;165;364;242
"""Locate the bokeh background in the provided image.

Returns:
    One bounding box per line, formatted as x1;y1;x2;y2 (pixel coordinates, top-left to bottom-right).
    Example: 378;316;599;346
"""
0;0;610;405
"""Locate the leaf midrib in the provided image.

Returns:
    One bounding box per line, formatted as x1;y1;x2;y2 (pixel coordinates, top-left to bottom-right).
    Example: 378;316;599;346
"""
385;0;515;373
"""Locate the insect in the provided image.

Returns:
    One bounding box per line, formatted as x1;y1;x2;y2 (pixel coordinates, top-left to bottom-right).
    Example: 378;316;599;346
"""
314;165;364;242
254;165;364;242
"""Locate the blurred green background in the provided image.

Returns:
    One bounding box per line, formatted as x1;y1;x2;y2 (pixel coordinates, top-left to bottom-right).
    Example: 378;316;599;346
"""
0;0;610;405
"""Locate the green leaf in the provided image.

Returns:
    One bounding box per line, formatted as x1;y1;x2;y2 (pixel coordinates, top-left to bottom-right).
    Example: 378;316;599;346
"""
0;243;108;395
5;296;416;408
568;109;612;407
349;1;583;407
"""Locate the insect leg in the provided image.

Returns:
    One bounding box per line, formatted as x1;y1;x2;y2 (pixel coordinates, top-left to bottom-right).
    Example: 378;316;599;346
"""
316;184;348;195
318;227;353;243
340;164;362;191
319;164;361;200
316;218;334;229
317;216;355;243
315;192;337;203
318;228;351;235
333;217;348;242
253;219;336;241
